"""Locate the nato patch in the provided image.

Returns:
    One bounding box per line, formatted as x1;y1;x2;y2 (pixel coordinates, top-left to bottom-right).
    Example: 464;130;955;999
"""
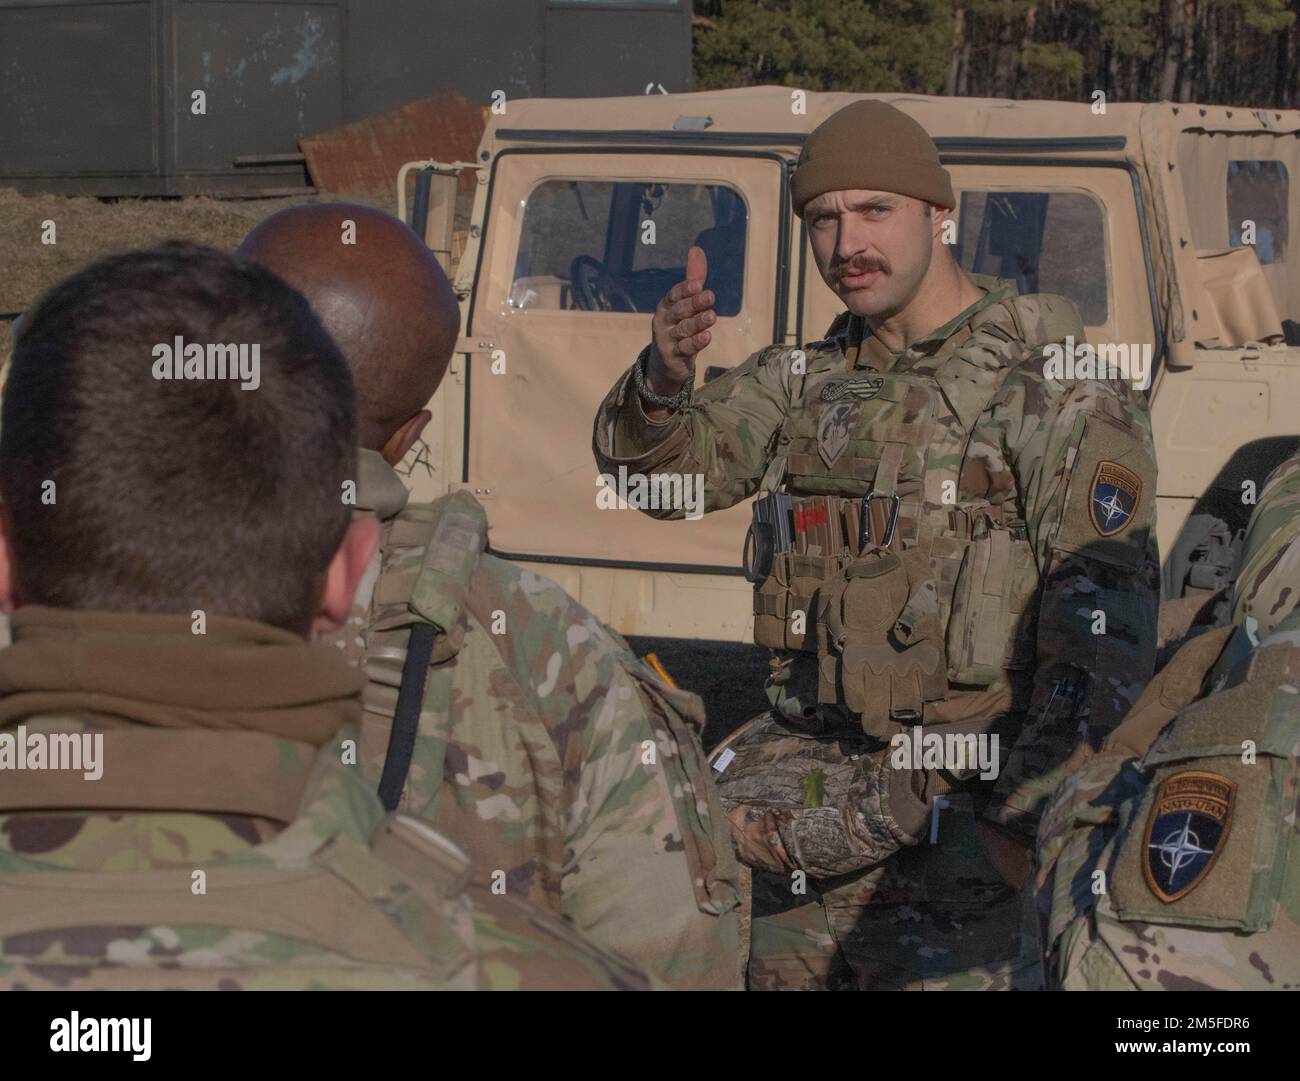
1089;460;1142;537
1142;770;1235;903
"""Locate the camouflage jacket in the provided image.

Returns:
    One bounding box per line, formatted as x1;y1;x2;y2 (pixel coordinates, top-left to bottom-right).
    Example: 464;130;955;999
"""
594;276;1160;838
1231;452;1300;645
335;451;742;990
0;608;654;990
1035;452;1300;989
1035;609;1300;990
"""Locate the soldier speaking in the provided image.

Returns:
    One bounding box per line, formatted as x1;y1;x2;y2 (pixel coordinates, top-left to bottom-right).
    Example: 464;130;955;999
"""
593;100;1161;989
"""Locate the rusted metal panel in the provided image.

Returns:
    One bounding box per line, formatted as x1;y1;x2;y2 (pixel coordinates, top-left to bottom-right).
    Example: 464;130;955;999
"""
299;94;486;197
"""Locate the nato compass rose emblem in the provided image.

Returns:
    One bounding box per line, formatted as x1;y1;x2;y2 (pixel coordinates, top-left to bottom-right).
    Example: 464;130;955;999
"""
1142;770;1235;903
1089;460;1143;537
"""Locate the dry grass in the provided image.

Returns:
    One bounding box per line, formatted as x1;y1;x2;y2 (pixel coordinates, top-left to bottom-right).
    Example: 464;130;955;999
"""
0;189;267;304
0;188;398;371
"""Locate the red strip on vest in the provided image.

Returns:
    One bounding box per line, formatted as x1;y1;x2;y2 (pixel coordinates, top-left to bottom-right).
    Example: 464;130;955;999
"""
794;505;829;533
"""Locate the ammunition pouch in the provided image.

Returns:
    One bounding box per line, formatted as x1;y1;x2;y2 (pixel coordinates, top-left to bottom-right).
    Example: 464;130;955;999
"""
754;549;851;651
945;514;1038;684
749;491;896;653
815;547;948;739
747;491;1041;711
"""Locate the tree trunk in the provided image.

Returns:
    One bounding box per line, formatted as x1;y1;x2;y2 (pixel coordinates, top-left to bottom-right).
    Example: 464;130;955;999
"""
1159;0;1184;100
1176;0;1196;101
944;3;967;97
1205;2;1219;102
993;10;1019;96
1276;21;1295;108
1014;4;1037;97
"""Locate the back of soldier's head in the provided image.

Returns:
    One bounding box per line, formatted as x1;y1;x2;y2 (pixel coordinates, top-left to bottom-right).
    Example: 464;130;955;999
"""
0;243;357;635
238;204;460;454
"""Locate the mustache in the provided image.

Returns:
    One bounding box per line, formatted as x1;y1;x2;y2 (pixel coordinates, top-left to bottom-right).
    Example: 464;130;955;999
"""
833;256;889;282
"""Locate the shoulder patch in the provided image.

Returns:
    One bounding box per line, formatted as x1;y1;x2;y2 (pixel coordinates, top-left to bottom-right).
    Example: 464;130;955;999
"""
1089;460;1143;538
1142;770;1235;903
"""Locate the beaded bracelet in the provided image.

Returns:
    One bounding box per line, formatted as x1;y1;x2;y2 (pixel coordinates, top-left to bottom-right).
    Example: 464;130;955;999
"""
632;344;693;411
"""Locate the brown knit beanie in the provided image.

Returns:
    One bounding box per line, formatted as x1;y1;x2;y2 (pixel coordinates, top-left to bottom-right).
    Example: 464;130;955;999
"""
791;101;955;216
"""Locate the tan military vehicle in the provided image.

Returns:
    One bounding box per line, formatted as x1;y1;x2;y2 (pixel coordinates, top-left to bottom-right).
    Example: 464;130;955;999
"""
397;87;1300;643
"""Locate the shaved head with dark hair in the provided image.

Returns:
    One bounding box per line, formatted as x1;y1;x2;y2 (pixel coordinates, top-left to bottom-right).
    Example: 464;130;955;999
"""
239;204;461;460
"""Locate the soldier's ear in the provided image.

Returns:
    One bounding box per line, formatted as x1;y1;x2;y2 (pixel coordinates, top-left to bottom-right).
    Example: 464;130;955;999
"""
0;503;17;613
381;411;432;467
930;202;952;238
311;516;381;637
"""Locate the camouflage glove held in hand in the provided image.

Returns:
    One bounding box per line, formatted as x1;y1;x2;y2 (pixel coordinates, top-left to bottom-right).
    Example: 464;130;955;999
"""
713;715;928;879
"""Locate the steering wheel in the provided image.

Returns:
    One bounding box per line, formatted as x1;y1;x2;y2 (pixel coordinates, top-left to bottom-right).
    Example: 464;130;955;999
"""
569;255;638;312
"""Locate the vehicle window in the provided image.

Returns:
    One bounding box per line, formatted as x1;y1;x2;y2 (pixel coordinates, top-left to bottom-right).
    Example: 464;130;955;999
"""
955;190;1108;325
1228;160;1288;264
510;179;747;314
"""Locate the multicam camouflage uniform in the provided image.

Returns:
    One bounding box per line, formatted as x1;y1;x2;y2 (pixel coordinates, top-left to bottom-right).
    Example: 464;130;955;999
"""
0;608;654;990
1036;452;1300;990
594;275;1160;989
1231;454;1300;642
331;450;741;990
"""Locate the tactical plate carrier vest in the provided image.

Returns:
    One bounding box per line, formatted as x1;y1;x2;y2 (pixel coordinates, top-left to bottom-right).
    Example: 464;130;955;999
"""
0;733;483;990
747;291;1080;738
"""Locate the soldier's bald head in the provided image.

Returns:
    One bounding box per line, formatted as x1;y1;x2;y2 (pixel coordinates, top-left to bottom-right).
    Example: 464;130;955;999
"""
239;203;460;453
